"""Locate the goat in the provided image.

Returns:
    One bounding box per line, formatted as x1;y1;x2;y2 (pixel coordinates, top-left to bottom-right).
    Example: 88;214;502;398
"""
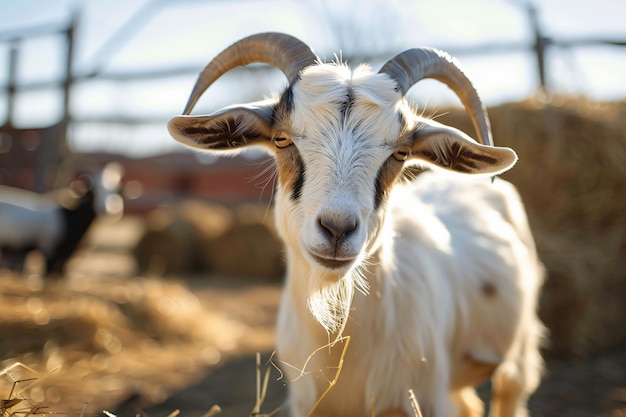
0;163;123;276
168;33;545;417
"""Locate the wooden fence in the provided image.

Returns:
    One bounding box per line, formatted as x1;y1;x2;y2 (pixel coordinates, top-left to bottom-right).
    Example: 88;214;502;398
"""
0;4;624;193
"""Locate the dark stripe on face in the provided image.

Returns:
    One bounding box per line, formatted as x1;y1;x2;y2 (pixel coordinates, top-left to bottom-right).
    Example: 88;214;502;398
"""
373;158;405;210
374;168;385;211
275;146;306;202
374;158;394;210
272;83;305;201
291;155;306;201
276;84;295;119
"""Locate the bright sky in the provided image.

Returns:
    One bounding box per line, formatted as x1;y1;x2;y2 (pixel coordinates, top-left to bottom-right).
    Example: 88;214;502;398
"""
0;0;625;157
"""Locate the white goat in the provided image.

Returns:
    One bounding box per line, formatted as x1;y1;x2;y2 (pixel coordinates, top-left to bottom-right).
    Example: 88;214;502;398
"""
168;33;544;417
0;163;123;275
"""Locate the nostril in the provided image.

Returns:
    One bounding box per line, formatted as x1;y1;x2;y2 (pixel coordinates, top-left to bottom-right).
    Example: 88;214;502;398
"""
318;216;358;241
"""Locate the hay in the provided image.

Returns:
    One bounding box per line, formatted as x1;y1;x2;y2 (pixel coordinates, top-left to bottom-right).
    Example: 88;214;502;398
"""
132;202;226;275
0;272;251;414
437;97;626;358
198;204;285;281
133;201;285;280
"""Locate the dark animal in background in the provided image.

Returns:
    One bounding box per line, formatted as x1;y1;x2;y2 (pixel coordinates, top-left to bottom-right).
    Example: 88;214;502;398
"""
0;163;123;276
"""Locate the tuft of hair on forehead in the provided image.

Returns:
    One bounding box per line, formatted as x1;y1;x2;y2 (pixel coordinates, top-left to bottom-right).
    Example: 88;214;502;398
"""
290;62;404;140
296;62;401;104
296;64;352;107
350;64;402;108
347;67;406;143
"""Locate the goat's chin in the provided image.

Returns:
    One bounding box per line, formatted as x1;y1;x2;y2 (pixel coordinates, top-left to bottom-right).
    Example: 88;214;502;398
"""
308;253;356;275
304;244;362;275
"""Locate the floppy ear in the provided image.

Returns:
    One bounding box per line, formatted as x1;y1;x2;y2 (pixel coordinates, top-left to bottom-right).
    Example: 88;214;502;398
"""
167;101;276;155
409;121;517;176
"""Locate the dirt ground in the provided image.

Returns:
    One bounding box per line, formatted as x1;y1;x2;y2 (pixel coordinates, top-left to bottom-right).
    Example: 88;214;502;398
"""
1;217;625;417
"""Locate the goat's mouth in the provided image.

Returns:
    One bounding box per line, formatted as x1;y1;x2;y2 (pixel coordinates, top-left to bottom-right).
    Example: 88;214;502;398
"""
309;252;355;270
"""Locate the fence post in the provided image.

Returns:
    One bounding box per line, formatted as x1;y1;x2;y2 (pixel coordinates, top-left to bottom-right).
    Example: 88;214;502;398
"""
6;42;18;125
528;4;549;93
54;10;79;189
62;12;76;123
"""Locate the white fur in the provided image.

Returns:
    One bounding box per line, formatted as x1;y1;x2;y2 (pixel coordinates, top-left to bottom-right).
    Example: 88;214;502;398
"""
0;189;63;257
275;174;543;417
276;65;543;417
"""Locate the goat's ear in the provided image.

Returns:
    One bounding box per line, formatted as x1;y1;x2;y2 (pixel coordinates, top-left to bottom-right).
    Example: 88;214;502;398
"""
168;104;275;154
409;122;517;176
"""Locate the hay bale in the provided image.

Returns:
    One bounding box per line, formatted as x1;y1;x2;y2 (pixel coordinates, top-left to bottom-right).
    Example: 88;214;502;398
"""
133;201;285;280
437;98;626;358
201;222;285;280
198;204;285;280
133;205;206;275
167;200;285;279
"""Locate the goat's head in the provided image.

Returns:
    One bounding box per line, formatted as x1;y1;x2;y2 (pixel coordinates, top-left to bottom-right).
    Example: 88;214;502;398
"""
168;33;517;328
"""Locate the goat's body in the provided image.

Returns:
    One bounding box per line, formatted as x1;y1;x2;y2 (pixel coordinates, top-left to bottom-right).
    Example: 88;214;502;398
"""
277;173;543;417
0;187;63;258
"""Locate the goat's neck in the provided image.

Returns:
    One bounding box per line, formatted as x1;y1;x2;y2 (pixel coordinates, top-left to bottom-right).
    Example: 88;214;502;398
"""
281;228;388;342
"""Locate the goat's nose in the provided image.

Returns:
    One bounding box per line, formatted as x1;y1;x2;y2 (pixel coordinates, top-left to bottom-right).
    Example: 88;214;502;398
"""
318;216;358;241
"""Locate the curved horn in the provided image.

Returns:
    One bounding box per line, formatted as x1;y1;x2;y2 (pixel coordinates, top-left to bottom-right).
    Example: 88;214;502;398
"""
182;32;318;115
379;48;493;147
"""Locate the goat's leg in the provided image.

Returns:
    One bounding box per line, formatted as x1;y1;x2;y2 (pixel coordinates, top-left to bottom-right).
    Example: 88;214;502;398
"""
0;247;28;273
451;387;484;417
489;324;543;417
285;375;321;417
489;361;530;417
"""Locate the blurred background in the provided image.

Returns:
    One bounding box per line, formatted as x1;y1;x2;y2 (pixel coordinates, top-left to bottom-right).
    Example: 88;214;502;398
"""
0;0;625;416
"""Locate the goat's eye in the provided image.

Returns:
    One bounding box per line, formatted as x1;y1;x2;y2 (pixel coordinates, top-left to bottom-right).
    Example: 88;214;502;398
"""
393;145;411;161
274;136;293;149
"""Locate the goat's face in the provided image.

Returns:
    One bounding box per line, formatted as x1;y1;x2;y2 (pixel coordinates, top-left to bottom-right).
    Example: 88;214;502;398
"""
271;64;409;274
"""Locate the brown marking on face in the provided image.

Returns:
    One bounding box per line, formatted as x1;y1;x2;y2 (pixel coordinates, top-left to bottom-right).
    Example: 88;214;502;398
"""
271;86;307;200
275;147;305;200
374;157;407;210
371;113;416;209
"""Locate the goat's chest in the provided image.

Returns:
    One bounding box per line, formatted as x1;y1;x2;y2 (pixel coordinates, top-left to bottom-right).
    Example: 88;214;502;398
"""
277;290;429;417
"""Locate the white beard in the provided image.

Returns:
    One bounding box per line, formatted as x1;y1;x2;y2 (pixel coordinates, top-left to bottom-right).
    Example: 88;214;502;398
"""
306;265;370;335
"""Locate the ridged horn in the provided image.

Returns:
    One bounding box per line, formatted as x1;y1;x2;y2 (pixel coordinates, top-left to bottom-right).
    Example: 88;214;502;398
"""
379;48;493;147
182;32;318;115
